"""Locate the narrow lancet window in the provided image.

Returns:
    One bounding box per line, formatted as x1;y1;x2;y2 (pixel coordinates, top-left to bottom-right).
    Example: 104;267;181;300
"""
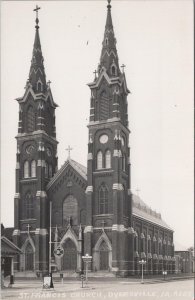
97;151;103;169
24;161;29;178
105;150;111;169
31;160;36;177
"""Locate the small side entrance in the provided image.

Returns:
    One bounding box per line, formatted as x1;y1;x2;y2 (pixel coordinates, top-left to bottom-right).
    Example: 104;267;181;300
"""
25;243;34;271
99;241;109;270
62;239;77;271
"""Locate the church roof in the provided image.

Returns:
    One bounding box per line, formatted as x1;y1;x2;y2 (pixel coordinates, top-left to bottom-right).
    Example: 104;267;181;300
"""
2;227;14;242
47;158;87;190
69;159;87;180
1;236;22;256
47;157;172;232
132;194;173;231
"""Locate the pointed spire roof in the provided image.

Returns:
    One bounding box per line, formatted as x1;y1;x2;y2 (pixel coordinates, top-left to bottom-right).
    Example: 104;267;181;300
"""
98;0;120;78
28;7;47;93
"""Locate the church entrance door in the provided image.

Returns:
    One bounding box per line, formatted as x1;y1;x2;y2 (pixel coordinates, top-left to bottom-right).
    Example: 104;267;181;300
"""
99;241;109;271
62;239;77;271
25;243;34;271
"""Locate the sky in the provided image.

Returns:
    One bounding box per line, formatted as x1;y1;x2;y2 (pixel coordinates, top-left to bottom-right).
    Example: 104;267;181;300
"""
1;0;194;249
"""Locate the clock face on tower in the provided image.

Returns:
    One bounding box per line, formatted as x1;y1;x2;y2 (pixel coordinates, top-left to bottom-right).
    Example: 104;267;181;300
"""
26;145;35;155
99;134;108;144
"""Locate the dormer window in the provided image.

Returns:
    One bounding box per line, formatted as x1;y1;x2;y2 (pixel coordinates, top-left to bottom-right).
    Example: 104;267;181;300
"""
111;65;116;76
37;79;43;92
105;38;108;46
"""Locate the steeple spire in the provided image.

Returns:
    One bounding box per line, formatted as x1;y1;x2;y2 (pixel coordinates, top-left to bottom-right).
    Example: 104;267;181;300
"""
106;0;113;28
28;6;47;93
98;0;120;77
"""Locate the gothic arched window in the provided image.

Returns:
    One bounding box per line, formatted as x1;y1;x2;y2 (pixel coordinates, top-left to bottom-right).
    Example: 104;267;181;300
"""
31;160;36;177
97;151;103;169
98;184;109;214
141;233;145;253
159;239;162;255
148;235;151;253
105;150;111;169
27;106;35;133
45;162;48;178
25;193;34;219
111;65;116;76
37;81;43;93
24;161;29;178
153;236;157;254
100;90;109;120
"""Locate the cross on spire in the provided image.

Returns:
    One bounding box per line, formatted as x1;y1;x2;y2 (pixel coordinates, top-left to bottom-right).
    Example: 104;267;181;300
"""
121;64;126;73
66;145;73;159
33;5;41;29
33;5;41;19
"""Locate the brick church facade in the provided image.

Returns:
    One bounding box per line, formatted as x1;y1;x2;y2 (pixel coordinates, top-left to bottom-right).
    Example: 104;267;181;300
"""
12;1;175;276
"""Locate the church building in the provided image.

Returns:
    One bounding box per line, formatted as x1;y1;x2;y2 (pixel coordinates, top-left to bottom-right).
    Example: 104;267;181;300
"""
12;1;175;277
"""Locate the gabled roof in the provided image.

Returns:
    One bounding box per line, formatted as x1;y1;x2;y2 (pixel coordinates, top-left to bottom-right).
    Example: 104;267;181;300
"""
47;158;87;190
132;194;173;231
3;227;14;242
1;236;22;256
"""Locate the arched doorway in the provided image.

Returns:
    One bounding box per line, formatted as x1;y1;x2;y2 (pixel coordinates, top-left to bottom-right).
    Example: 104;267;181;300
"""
25;243;34;271
99;241;109;270
62;239;77;271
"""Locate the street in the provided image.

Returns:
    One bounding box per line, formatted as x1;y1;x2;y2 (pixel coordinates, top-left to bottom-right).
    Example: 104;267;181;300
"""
1;278;193;300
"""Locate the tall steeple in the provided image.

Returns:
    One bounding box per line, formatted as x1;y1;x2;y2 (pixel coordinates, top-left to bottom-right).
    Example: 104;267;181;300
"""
13;6;58;273
28;6;47;93
99;0;120;77
86;0;132;276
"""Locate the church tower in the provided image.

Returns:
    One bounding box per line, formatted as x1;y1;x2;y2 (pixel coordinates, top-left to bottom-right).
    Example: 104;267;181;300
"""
13;7;58;273
85;0;133;276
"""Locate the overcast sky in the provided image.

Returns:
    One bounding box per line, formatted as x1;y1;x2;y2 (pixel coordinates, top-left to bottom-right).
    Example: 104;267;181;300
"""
1;0;193;249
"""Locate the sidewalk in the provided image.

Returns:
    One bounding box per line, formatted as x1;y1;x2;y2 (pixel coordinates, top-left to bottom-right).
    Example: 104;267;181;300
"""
11;272;194;283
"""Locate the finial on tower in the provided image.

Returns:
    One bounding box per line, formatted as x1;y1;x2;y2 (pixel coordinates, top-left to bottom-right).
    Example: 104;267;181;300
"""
33;5;41;29
107;0;111;9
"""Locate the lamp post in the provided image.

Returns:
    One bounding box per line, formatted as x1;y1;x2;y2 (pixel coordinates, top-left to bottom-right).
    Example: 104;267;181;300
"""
82;253;92;285
49;201;54;288
139;259;146;284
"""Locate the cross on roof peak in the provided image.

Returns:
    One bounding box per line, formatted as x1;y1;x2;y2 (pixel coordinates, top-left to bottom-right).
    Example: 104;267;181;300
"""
66;145;73;159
